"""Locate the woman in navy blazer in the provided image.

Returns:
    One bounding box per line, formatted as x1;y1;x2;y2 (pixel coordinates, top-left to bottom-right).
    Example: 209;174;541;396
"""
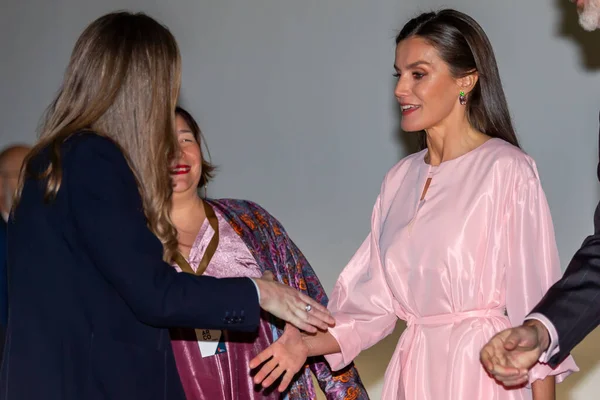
0;12;332;400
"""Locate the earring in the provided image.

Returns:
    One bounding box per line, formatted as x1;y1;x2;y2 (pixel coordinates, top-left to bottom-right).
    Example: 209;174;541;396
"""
203;184;208;199
459;91;467;105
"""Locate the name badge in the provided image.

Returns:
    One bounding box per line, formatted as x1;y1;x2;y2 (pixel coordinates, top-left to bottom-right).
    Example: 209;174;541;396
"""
195;329;226;358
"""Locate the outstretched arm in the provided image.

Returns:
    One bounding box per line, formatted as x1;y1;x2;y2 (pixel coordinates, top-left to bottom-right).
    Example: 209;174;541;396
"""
527;116;600;366
249;325;341;392
66;134;333;333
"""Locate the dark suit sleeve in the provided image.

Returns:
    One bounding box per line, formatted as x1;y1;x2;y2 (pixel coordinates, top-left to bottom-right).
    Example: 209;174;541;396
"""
531;117;600;366
66;135;260;330
0;219;7;358
531;202;600;366
0;219;7;327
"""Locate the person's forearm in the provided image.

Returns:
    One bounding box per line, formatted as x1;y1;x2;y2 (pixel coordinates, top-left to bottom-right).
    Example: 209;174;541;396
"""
532;375;555;400
529;228;600;362
303;329;341;356
524;319;550;352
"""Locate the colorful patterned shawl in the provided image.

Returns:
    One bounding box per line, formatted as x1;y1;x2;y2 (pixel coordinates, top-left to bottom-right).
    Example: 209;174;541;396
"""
207;198;369;400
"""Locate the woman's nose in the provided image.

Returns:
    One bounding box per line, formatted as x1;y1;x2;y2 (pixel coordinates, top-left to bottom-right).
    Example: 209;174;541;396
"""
394;78;410;99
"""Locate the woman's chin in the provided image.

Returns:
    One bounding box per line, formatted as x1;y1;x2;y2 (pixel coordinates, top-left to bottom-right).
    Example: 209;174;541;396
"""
171;183;198;197
400;123;424;133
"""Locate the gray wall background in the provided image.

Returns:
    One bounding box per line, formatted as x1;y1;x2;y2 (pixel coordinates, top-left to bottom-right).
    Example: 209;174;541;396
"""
2;0;599;398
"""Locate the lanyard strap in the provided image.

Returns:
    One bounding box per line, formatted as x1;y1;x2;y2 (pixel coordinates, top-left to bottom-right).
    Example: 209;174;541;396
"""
174;200;219;276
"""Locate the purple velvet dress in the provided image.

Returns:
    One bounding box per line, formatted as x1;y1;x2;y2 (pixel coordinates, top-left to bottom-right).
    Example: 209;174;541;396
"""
170;208;279;399
169;199;369;400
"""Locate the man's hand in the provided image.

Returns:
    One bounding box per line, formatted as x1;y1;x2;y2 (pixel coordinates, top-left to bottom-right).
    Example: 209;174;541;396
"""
480;320;550;387
252;272;334;333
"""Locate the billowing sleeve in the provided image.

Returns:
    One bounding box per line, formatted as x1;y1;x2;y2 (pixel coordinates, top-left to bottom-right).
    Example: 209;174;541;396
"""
505;174;578;384
325;189;400;370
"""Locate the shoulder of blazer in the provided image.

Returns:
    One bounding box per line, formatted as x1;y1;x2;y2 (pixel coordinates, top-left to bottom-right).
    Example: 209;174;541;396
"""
62;132;133;178
61;132;140;211
63;131;123;158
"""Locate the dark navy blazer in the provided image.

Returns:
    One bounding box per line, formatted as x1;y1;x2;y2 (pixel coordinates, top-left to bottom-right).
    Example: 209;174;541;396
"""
0;133;260;399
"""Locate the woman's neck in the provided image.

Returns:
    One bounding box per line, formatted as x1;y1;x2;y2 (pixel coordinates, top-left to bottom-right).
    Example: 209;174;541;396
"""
171;191;206;232
424;116;488;166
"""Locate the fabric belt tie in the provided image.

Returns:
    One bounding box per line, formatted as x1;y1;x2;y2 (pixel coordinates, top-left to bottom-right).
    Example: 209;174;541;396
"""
406;308;506;327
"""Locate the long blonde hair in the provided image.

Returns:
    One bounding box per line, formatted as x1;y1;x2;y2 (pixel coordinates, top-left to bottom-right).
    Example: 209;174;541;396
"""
15;11;181;262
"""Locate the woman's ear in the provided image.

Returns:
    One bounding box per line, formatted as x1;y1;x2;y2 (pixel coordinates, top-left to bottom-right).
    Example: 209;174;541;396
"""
457;71;478;95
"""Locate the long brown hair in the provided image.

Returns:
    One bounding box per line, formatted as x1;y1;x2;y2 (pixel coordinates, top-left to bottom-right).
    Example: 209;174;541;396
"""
15;11;181;262
396;9;520;150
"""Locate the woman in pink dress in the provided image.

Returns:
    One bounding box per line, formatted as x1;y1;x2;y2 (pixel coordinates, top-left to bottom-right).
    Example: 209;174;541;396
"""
249;9;578;400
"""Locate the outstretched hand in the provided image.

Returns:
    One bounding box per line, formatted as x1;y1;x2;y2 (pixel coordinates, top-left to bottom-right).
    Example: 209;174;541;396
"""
480;321;549;387
249;323;309;393
253;272;334;333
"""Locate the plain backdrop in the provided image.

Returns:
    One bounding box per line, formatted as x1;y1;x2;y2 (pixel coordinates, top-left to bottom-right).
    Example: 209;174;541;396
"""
2;0;600;398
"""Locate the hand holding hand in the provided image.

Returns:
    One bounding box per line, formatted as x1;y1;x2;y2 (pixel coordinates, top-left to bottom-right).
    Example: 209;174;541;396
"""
249;323;309;392
480;320;550;387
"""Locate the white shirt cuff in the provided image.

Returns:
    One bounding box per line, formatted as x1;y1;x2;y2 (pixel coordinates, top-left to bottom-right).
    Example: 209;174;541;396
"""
249;278;261;303
525;313;560;363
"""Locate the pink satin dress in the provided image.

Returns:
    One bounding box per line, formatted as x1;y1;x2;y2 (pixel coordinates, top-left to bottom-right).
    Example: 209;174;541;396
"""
324;139;578;400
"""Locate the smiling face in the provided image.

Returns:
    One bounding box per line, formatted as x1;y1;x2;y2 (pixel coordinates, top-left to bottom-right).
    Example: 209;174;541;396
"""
394;36;467;133
170;115;202;198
